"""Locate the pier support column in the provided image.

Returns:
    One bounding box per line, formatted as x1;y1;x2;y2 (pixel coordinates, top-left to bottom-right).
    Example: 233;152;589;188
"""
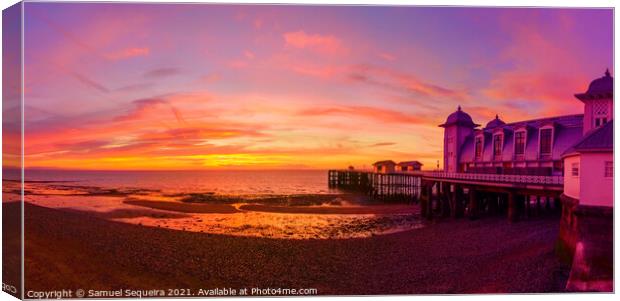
450;185;464;218
553;196;561;211
481;192;488;214
525;195;531;219
426;183;434;220
449;184;456;218
435;182;443;216
468;188;478;220
487;192;497;215
441;182;451;217
420;182;429;218
508;191;517;223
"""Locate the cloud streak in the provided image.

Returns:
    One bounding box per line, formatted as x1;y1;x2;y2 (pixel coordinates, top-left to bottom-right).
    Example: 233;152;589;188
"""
348;64;468;100
298;105;433;125
284;31;349;56
143;67;181;79
105;47;150;60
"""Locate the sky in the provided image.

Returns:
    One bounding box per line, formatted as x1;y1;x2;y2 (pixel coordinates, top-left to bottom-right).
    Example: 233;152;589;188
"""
10;3;614;170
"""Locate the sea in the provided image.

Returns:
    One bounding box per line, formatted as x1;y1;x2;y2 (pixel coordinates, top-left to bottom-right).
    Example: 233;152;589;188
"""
18;169;341;196
3;168;423;239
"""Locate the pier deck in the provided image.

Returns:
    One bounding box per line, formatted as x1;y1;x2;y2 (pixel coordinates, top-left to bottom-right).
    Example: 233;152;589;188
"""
328;170;564;221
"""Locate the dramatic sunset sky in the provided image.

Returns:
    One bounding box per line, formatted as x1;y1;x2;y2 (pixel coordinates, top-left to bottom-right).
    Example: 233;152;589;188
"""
17;3;612;170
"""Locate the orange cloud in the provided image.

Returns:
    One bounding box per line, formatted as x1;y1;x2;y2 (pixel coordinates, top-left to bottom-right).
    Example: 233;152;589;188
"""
283;31;348;56
298;105;433;125
136;126;265;143
370;142;396;147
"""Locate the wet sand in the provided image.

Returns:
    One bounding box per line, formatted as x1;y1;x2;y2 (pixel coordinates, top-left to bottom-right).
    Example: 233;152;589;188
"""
124;200;239;214
239;203;418;215
24;188;424;239
17;202;569;295
124;198;418;215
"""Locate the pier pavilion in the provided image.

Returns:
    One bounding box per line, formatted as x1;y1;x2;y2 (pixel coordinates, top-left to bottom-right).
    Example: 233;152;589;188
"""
330;70;613;221
328;70;613;291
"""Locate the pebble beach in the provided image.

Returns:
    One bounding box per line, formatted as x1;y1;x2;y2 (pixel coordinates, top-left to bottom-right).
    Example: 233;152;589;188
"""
13;201;570;295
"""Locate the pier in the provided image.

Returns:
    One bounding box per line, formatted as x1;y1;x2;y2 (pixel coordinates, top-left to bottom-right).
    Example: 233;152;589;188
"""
328;170;564;222
328;170;422;202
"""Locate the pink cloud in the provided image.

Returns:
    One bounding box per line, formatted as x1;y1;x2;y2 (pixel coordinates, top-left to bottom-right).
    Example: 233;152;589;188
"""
283;31;348;56
254;18;264;29
288;63;343;78
114;98;186;124
105;47;150;60
228;59;249;69
349;64;468;100
244;50;255;59
194;74;221;85
479;12;599;117
143;67;181;79
379;52;396;61
69;71;109;93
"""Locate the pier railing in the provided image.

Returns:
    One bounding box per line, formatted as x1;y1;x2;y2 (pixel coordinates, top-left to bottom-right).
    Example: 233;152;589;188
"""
327;170;422;202
418;171;564;186
328;170;564;200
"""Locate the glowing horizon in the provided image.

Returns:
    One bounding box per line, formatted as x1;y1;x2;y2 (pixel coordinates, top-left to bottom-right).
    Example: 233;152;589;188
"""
12;4;613;170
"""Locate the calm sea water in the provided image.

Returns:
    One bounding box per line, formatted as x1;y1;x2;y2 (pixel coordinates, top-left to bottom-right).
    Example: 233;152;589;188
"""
21;169;340;196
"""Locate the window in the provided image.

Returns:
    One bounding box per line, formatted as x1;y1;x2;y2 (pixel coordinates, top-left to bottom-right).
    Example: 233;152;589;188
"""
593;100;609;129
596;117;609;128
493;134;502;157
594;100;608;115
539;128;553;155
605;161;613;178
474;137;483;159
377;166;383;172
571;163;579;177
514;131;526;155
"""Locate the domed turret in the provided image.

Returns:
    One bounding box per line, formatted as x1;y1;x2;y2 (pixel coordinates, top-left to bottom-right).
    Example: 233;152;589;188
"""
576;69;614;134
439;106;479;173
576;69;613;100
485;114;506;129
586;69;613;94
439;106;478;128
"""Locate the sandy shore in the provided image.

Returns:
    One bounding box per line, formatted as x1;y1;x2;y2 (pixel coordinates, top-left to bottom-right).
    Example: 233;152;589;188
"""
15;202;569;295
